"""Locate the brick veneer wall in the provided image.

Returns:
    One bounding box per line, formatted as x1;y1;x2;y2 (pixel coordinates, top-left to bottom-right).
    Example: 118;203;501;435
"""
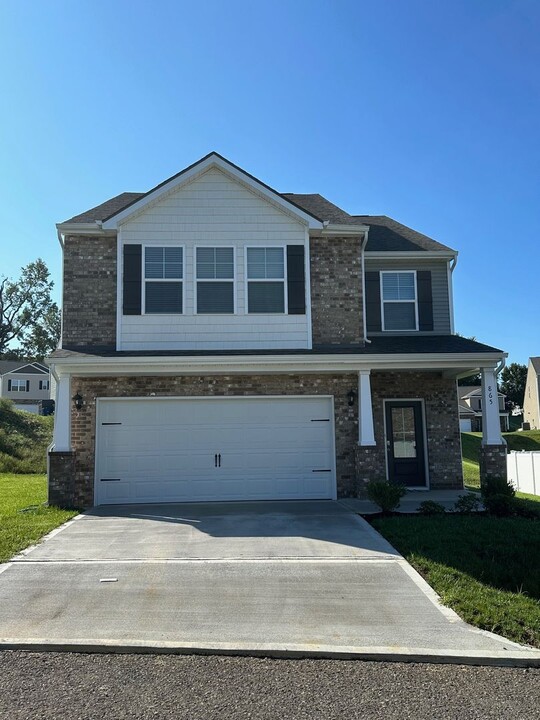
479;444;508;487
309;236;364;346
68;374;359;508
62;235;117;348
49;370;464;508
356;371;464;491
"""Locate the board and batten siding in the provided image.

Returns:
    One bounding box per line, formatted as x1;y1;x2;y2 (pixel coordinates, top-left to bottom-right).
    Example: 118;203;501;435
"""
364;257;452;335
118;168;310;351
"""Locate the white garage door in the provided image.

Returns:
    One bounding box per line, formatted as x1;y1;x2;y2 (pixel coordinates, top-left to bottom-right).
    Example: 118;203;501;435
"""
95;397;336;505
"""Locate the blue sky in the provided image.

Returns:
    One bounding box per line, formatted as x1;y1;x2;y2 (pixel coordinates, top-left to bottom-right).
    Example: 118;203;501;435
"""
0;0;538;364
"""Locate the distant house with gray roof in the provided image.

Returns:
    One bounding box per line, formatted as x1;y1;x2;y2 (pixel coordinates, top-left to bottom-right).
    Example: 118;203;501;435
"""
458;385;509;432
523;357;540;430
0;361;52;413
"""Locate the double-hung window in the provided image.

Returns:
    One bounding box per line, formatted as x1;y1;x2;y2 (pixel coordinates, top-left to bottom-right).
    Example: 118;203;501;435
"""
144;247;183;314
381;271;418;331
196;247;235;314
246;247;285;313
11;379;27;392
39;380;50;391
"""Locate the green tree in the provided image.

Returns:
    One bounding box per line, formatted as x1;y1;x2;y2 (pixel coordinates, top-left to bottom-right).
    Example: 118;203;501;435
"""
19;302;61;360
500;363;527;409
0;259;59;357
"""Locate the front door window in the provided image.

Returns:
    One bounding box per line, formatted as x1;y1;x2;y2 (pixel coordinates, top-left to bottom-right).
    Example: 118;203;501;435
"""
385;401;427;487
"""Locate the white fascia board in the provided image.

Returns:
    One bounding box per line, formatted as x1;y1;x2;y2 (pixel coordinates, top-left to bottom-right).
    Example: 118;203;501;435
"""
56;222;114;236
365;250;458;260
101;154;323;231
321;223;370;236
48;351;506;378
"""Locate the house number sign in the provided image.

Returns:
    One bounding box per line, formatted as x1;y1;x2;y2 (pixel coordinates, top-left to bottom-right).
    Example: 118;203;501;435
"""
488;385;494;405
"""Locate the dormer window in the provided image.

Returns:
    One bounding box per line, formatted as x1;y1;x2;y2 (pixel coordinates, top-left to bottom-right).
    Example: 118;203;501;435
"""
381;271;418;331
144;247;183;314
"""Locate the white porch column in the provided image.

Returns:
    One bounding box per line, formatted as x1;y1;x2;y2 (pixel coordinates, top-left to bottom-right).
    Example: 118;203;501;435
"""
53;374;71;451
481;368;503;446
358;370;376;446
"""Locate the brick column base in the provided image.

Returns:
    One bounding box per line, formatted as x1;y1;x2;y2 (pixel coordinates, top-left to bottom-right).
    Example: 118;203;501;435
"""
48;451;77;509
355;445;384;496
479;444;507;488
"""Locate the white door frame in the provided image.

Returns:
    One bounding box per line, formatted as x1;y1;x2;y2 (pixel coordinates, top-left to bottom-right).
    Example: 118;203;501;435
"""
94;394;337;504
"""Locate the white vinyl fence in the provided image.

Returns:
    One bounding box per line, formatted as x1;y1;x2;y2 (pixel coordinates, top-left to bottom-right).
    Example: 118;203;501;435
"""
507;451;540;496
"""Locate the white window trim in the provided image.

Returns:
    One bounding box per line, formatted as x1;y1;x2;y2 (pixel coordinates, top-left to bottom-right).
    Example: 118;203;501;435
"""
39;380;50;391
194;245;237;315
380;270;419;332
11;379;28;392
245;244;288;315
142;245;185;316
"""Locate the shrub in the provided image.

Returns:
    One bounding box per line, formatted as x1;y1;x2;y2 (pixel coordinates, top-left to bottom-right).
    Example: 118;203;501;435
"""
418;500;446;515
366;480;406;514
454;492;481;513
481;475;515;517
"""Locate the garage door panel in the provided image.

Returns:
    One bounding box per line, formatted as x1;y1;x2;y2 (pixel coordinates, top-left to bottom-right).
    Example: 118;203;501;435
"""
96;397;335;504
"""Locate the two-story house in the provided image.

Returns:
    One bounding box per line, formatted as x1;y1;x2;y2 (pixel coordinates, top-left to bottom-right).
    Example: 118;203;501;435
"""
48;153;508;508
458;385;509;432
523;357;540;429
0;361;51;413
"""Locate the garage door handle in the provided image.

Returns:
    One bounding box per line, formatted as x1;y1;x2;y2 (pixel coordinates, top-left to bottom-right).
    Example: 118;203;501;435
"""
218;453;221;468
214;453;217;468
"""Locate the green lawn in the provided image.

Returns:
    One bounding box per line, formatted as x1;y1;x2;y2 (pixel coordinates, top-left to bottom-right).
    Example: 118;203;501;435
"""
372;510;540;648
0;474;77;563
0;399;53;473
462;430;540;491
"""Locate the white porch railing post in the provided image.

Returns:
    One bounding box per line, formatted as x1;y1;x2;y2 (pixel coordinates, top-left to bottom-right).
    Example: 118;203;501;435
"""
481;368;503;446
53;374;71;451
358;370;376;446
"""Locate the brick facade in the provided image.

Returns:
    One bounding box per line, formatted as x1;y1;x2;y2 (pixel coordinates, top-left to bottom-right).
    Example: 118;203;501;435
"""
48;370;464;509
309;235;364;346
62;235;117;349
48;451;76;507
479;444;508;487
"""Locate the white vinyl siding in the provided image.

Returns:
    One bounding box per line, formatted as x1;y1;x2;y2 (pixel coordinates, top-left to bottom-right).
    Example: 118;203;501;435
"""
119;167;309;350
365;257;452;335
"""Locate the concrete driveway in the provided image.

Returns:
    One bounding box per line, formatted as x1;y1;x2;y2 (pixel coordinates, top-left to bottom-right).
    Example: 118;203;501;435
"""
0;501;538;664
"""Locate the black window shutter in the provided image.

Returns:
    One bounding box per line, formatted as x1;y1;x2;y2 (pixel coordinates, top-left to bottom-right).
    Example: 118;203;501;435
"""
7;379;11;391
26;380;30;392
39;381;42;390
417;271;434;331
286;245;306;315
123;244;142;315
365;271;382;332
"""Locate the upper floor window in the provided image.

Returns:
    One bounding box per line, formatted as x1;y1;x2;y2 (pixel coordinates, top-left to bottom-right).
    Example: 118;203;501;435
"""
39;380;50;391
144;247;183;314
196;247;235;314
381;271;418;331
247;247;285;313
10;379;28;392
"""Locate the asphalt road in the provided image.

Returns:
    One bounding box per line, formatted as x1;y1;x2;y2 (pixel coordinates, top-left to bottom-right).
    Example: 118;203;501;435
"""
0;652;538;719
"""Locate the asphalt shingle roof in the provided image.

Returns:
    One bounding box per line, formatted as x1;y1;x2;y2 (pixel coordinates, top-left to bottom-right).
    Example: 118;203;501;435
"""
530;357;540;374
61;176;454;253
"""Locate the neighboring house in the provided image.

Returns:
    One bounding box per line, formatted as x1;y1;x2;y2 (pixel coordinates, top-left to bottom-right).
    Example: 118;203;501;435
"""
48;152;508;509
523;357;540;429
0;361;52;414
457;385;509;432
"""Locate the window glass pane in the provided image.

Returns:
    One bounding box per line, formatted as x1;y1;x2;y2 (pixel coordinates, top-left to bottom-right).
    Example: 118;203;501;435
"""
145;247;183;279
145;282;183;313
384;302;416;330
248;282;285;313
196;247;234;279
247;247;284;279
197;282;234;313
382;273;415;301
391;407;417;458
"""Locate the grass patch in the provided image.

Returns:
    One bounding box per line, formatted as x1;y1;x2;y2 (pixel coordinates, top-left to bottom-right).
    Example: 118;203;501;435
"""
0;399;53;473
0;474;77;562
461;431;540;490
372;514;540;647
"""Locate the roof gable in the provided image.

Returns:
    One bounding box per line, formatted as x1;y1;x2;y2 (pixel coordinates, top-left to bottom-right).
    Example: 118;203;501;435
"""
101;153;323;230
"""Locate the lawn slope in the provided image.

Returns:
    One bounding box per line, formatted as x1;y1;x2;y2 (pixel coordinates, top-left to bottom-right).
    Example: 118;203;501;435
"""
462;430;540;489
0;399;53;473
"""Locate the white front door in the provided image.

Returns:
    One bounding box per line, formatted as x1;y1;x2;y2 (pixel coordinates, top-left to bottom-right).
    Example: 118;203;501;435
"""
95;396;336;505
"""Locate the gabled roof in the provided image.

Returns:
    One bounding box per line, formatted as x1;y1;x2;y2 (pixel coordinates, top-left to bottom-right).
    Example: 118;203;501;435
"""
0;361;49;376
460;386;505;399
59;153;455;253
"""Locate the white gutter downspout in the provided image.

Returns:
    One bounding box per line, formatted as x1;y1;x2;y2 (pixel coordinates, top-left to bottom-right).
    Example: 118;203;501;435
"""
361;229;370;343
448;255;457;335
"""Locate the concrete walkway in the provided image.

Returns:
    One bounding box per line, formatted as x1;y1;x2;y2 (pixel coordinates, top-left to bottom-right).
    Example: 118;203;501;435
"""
0;501;538;665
